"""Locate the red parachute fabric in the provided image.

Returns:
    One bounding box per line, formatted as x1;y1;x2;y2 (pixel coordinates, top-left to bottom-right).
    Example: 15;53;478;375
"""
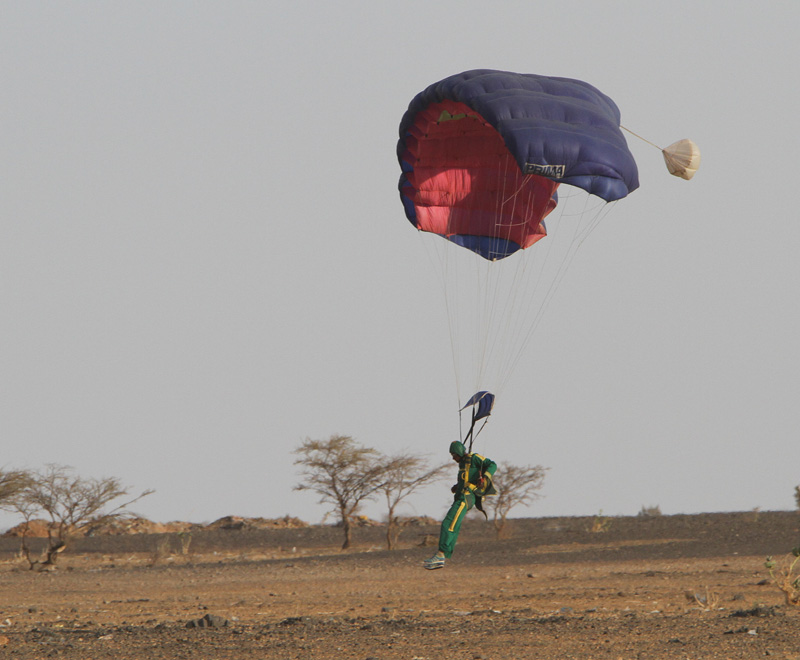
402;100;559;257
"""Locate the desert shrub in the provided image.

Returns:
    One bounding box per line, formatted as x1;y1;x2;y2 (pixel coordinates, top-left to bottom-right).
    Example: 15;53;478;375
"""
149;536;172;567
590;511;612;533
686;587;721;611
638;505;662;517
765;548;800;607
178;531;192;555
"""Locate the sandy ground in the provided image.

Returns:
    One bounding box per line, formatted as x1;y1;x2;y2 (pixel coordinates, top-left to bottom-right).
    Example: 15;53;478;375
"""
1;511;799;659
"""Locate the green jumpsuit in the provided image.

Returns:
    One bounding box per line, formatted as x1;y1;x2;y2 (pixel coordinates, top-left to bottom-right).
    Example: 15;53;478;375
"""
438;452;497;558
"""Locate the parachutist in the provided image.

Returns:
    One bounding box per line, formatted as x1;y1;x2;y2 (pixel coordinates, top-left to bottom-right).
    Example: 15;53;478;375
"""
423;440;497;570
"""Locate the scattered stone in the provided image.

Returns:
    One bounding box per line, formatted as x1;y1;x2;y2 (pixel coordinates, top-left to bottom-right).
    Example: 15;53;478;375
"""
730;605;780;618
0;635;8;646
280;616;310;626
185;613;230;629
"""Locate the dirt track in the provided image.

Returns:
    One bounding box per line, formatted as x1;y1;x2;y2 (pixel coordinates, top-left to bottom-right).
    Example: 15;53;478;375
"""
1;511;799;659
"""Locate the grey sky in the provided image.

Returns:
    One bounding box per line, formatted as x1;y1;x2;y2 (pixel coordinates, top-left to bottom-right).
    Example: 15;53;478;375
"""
2;1;797;530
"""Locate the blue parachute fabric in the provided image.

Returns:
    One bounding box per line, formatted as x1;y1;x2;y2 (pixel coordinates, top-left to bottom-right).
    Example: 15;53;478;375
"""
461;391;495;421
398;69;639;202
448;235;521;260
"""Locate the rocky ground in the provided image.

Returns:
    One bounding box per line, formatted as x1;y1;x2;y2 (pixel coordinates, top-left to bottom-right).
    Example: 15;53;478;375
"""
1;511;799;659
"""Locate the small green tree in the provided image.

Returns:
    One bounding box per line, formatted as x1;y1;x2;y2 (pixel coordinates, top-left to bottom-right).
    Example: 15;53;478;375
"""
7;464;152;569
485;462;548;538
377;455;449;550
293;435;386;549
794;485;800;510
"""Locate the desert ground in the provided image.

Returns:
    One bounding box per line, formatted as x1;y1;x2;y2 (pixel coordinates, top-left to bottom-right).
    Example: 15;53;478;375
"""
1;511;799;659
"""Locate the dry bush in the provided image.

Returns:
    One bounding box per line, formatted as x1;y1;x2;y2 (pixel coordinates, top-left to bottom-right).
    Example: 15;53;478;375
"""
5;464;152;569
487;463;548;538
377;455;449;550
685;587;721;611
590;511;612;533
149;536;172;567
0;469;32;503
294;436;386;550
178;531;192;555
765;550;800;606
638;505;662;517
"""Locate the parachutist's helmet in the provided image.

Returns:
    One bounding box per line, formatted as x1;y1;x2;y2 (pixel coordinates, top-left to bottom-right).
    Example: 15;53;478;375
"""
449;441;466;457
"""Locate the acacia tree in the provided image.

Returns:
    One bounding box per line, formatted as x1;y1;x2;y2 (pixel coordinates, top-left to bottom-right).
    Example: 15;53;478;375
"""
486;462;548;538
293;435;387;549
7;464;153;569
0;469;32;504
377;455;449;550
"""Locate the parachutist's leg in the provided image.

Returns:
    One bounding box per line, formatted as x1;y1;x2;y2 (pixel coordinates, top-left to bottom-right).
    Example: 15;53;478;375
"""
437;494;472;559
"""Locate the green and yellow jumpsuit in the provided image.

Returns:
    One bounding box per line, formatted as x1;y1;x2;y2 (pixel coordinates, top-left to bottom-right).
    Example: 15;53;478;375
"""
438;452;497;558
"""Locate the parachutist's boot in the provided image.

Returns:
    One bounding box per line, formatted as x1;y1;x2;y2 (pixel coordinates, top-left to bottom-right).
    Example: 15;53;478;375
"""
422;554;445;570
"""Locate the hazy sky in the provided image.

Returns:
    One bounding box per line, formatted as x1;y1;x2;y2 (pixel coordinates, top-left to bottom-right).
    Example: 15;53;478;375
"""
2;2;798;530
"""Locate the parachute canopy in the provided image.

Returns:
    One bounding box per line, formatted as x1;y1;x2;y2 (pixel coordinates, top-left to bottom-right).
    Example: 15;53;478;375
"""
398;69;639;260
662;138;701;180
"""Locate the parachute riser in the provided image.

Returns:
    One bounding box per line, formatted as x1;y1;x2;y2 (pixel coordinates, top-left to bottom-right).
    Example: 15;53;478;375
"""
459;391;495;452
462;409;489;454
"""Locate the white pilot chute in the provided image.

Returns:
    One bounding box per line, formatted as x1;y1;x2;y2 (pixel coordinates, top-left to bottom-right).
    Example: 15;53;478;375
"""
622;128;701;181
662;138;701;180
